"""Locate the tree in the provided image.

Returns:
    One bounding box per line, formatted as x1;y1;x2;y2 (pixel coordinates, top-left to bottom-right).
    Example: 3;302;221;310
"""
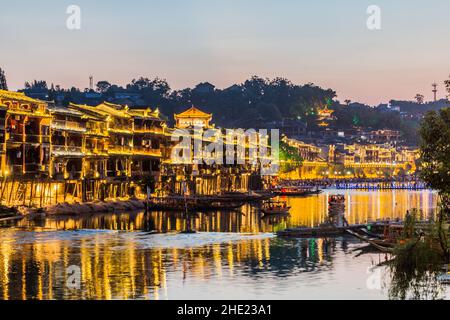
96;81;111;93
419;108;450;214
0;68;8;90
444;74;450;96
344;99;351;106
24;80;48;90
414;94;424;104
0;68;7;90
278;141;303;174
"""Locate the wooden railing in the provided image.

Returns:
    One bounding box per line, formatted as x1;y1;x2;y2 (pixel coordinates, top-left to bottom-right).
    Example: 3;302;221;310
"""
51;120;86;132
52;145;83;154
132;147;162;157
108;146;133;154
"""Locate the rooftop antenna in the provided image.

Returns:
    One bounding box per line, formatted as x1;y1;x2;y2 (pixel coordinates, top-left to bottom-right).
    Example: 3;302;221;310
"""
432;83;438;102
89;75;94;91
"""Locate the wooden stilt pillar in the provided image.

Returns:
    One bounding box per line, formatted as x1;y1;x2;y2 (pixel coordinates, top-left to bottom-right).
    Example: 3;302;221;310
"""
29;181;34;207
63;181;67;202
0;178;8;204
7;179;16;206
39;182;44;208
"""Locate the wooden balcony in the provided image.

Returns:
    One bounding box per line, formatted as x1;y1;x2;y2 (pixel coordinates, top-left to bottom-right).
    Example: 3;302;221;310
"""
85;128;108;137
133;126;165;135
26;134;51;144
108;146;134;155
51;120;86;133
52;145;84;157
84;148;109;157
132;147;162;157
7;133;23;143
108;126;133;134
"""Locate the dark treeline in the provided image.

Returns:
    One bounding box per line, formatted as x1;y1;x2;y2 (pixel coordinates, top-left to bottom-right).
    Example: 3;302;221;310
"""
17;75;447;145
21;76;337;128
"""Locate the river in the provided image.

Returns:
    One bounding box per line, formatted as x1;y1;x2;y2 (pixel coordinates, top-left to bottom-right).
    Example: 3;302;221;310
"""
0;189;447;300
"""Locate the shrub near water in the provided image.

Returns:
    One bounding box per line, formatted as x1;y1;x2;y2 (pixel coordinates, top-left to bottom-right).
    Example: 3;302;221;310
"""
389;210;448;300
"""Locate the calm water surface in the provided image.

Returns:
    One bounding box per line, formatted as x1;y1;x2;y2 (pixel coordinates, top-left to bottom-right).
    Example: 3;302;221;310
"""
0;189;447;300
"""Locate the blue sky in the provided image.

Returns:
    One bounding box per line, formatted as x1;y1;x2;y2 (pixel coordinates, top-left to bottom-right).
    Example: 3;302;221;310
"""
0;0;449;105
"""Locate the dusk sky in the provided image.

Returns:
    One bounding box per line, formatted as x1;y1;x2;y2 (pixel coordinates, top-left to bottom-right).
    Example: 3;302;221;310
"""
1;0;449;105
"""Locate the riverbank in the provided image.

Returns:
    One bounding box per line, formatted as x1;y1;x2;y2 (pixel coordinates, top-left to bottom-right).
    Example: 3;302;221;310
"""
279;179;429;190
17;198;146;217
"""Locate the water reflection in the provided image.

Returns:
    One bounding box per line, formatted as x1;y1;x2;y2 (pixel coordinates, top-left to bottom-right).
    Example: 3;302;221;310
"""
285;189;437;228
0;229;360;300
0;190;442;300
7;189;438;233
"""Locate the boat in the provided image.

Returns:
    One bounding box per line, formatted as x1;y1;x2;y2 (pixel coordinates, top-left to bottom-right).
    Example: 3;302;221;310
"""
306;189;323;195
194;201;244;211
252;190;277;200
179;230;197;234
148;197;244;212
345;228;395;253
261;212;290;219
0;205;22;222
0;215;24;222
261;200;291;215
218;191;266;202
277;225;343;238
273;187;310;196
329;195;345;206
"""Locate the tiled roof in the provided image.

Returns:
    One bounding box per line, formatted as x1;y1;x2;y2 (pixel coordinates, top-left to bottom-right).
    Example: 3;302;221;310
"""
68;103;109;121
174;106;212;119
0;90;45;104
95;103;131;119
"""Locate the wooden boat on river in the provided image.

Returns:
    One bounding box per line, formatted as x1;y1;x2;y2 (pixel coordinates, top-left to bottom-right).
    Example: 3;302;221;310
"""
0;205;22;222
345;228;395;253
273;186;322;197
261;200;291;215
148;196;244;212
277;220;398;238
217;191;269;202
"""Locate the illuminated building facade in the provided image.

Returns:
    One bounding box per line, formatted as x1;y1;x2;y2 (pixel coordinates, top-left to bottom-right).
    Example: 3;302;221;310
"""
281;136;420;180
0;90;52;178
160;106;272;195
0;90;166;205
0;91;271;205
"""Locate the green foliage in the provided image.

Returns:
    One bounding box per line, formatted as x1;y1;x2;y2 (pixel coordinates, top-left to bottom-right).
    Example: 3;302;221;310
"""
24;80;48;90
15;75;439;145
389;238;444;300
279;141;303;173
389;208;449;300
0;68;7;90
96;81;111;93
279;141;302;163
419;108;450;196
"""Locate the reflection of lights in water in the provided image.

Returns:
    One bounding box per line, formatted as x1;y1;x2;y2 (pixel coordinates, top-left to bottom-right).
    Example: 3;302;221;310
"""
0;190;440;300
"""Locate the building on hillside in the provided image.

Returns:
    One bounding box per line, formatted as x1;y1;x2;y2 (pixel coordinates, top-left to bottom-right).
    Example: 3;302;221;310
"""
174;106;213;129
267;118;307;139
161;106;273;195
368;130;402;145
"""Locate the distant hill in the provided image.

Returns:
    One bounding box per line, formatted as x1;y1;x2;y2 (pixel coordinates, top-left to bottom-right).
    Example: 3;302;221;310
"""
388;99;448;114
